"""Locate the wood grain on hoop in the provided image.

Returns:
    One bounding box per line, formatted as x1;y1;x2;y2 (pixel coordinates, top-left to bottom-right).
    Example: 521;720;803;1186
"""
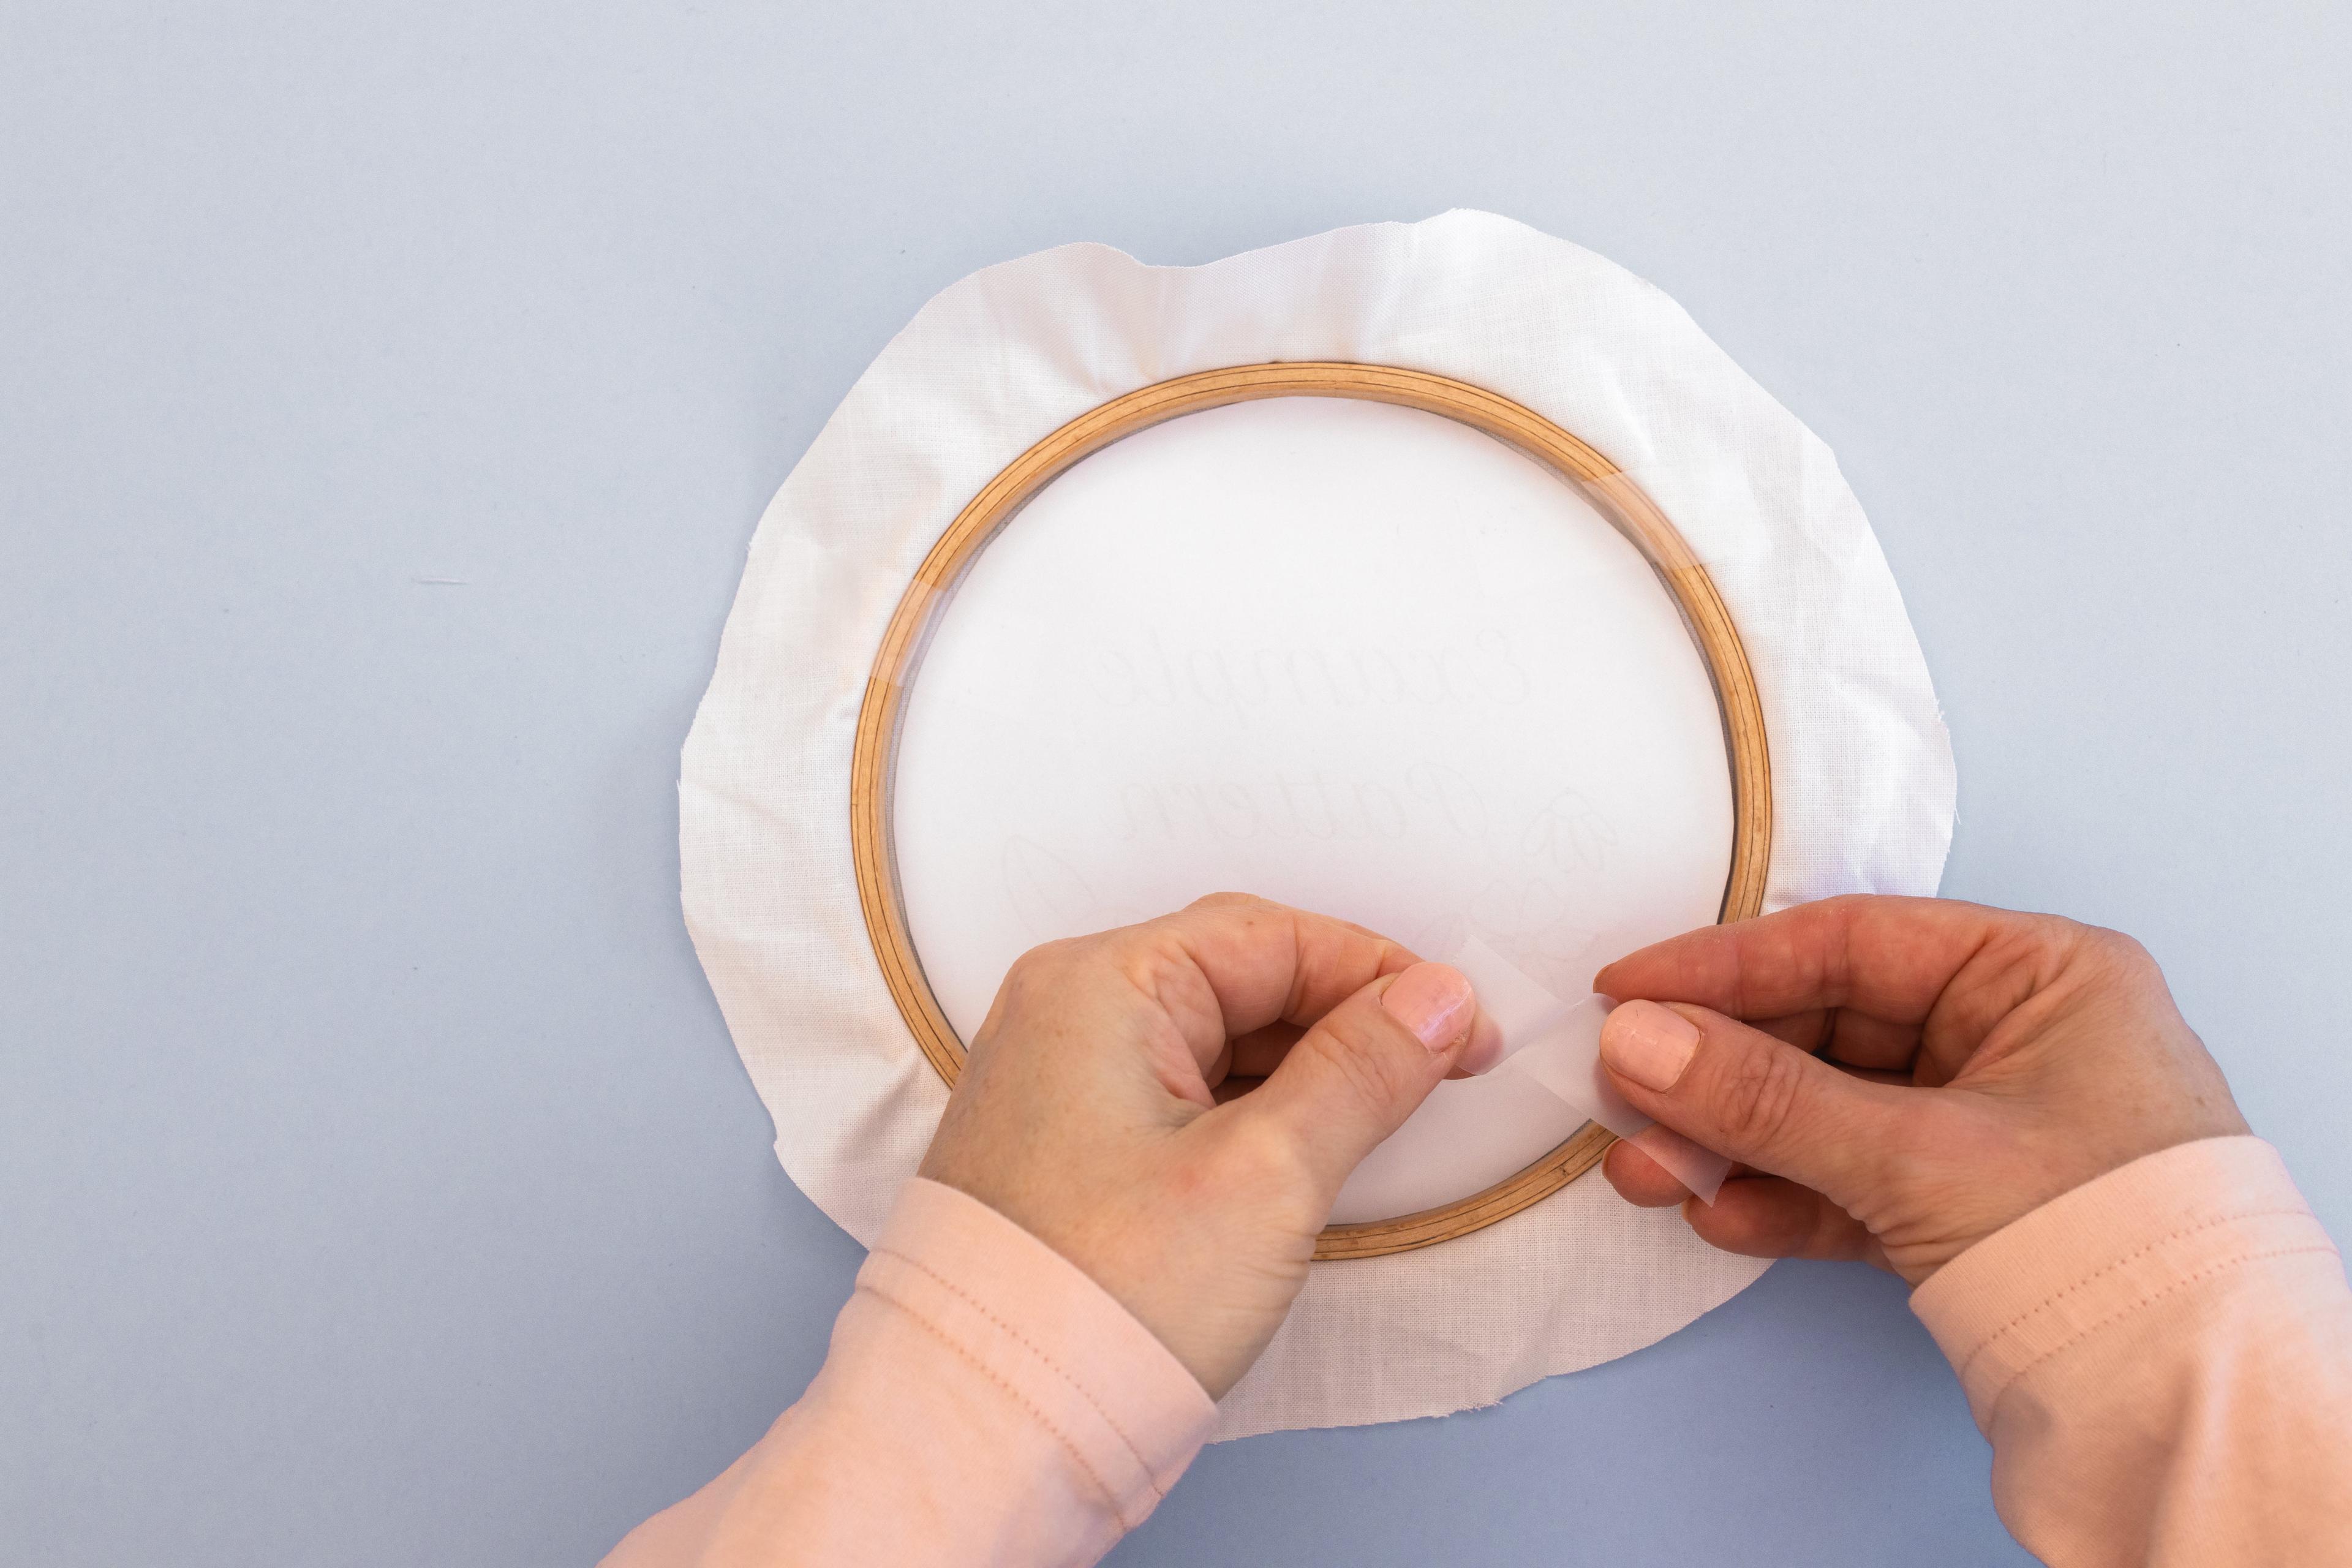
851;363;1772;1261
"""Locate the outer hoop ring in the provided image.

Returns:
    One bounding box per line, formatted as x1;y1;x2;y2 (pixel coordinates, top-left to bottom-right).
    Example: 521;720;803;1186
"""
851;362;1771;1259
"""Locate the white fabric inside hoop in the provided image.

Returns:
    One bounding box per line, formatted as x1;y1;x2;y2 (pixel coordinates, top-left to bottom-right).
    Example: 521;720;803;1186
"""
893;394;1731;1225
678;210;1955;1438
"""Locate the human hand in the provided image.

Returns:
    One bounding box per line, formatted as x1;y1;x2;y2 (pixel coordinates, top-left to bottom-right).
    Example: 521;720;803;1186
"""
918;893;1501;1397
1594;894;2248;1284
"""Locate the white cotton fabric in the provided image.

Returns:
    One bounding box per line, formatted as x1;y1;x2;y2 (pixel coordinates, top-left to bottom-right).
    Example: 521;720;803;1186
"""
678;210;1956;1439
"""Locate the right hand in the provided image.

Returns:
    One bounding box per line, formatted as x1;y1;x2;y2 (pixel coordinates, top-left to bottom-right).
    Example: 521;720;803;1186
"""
1593;895;2250;1285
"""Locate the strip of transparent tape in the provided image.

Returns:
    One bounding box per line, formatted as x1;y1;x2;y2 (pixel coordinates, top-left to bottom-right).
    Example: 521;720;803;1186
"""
1442;935;1731;1204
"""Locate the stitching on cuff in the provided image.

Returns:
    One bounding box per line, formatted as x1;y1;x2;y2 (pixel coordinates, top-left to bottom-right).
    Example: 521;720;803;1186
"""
1950;1207;2310;1384
1977;1243;2342;1415
856;1276;1129;1525
875;1244;1176;1501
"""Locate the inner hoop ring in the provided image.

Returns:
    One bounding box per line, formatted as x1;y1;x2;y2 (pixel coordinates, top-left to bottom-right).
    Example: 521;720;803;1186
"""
851;362;1771;1261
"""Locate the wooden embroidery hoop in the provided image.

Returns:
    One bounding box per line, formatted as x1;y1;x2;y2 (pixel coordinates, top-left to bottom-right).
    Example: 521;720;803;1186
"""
851;363;1772;1260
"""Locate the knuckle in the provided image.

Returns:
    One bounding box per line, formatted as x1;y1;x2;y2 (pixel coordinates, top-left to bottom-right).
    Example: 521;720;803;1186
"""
1972;913;2098;1001
1000;943;1052;985
2052;920;2165;993
2025;910;2092;956
2087;925;2155;972
1000;938;1078;995
1313;1020;1417;1118
1714;1041;1812;1153
1218;1114;1315;1193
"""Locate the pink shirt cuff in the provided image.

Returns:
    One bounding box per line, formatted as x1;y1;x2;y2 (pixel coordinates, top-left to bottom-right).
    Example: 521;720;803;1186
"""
1910;1134;2339;1430
868;1178;1217;1526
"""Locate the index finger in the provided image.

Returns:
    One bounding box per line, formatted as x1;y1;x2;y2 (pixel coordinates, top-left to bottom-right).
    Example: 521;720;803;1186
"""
1110;893;1421;1070
1593;894;2065;1028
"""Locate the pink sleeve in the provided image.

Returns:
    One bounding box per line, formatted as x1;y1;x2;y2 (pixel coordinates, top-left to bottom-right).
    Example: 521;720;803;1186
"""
600;1178;1216;1568
1911;1136;2352;1566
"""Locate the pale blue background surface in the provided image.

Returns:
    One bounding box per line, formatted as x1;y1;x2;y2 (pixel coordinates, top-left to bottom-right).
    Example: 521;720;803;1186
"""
4;4;2347;1564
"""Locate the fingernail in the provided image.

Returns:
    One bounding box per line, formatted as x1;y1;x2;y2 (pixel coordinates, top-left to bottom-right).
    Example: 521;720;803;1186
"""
1382;962;1476;1052
1601;1000;1701;1091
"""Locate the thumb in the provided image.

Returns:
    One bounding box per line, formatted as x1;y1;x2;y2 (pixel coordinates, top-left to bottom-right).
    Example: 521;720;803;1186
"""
1599;999;1904;1202
1238;961;1488;1199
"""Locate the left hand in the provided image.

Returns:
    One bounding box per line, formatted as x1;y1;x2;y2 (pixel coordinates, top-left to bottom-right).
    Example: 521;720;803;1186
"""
918;892;1498;1398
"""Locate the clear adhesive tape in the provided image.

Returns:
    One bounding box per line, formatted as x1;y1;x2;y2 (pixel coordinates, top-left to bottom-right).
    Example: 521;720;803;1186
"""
1443;935;1732;1204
